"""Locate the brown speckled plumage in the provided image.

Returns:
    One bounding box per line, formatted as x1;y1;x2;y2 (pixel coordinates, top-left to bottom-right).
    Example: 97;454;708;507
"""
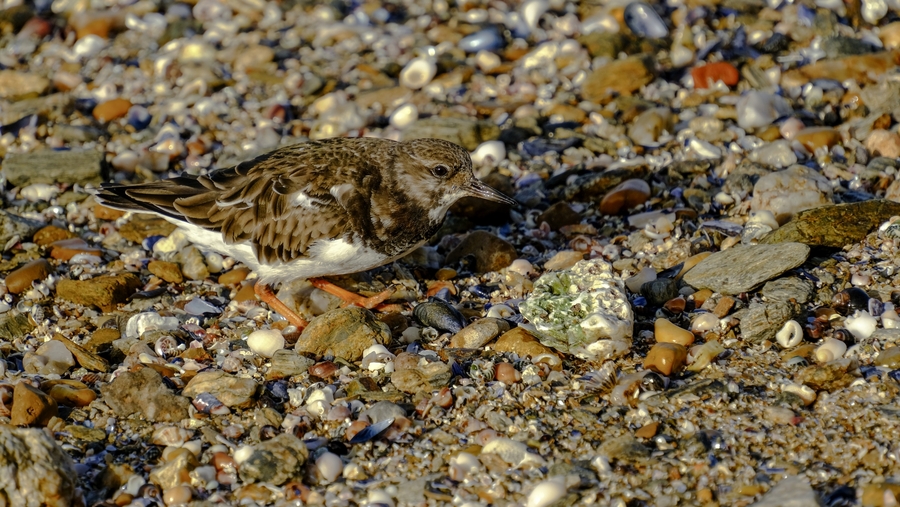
96;137;514;271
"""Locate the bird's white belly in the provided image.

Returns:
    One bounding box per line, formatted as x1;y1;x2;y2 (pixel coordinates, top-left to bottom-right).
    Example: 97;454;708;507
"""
166;219;394;284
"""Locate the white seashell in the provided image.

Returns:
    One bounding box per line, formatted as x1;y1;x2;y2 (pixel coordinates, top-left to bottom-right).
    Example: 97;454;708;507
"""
246;329;285;358
527;478;567;507
714;192;735;205
862;0;888;23
470;140;506;166
508;258;534;276
610;370;651;406
845;310;878;340
316;452;343;484
690;313;720;335
399;56;436;89
815;337;847;363
481;437;546;467
782;382;816;405
669;44;693;67
305;388;334;417
882;309;900;329
182;439;202;456
448;452;482;481
775;320;803;348
687;339;725;372
487;304;515;319
850;272;872;287
152;426;193;446
389;103;418;129
779;117;805;140
233;445;255;464
362;344;396;372
475;50;501;72
521;0;549;31
72;34;106;60
366;491;395;507
687;138;722;159
19;184;59;202
746;210;779;230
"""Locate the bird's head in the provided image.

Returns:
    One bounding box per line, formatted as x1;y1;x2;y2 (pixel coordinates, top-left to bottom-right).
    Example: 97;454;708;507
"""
395;138;516;222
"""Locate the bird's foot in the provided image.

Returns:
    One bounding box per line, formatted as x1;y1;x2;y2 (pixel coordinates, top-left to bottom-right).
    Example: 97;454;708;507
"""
254;280;309;330
309;278;396;310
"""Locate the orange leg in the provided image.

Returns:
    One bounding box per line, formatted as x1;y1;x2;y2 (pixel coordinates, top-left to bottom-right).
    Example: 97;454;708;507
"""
254;280;309;329
309;278;395;310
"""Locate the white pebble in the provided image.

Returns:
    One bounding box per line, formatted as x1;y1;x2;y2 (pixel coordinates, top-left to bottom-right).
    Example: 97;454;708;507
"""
690;313;719;335
481;437;546;468
687;137;721;159
233;445;255;464
246;329;285;358
737;91;791;130
779;117;805;140
508;259;534;276
782;382;817;405
775;320;803;348
19;183;59;202
862;0;888;23
625;267;656;293
882;309;900;329
316;451;343;484
815;337;848;363
487;304;515;319
389;103;418;129
851;272;872;287
125;312;181;339
399;56;436;89
470;140;506;166
520;0;549;32
366;491;394;507
527;478;567;507
845;310;878;340
448;452;482;481
306;388;334;417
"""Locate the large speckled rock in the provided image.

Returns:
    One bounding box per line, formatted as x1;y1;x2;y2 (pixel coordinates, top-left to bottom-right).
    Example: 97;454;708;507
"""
2;148;104;186
100;367;190;422
520;258;633;361
682;243;810;295
183;371;258;408
295;307;391;361
749;165;832;219
0;426;79;507
238;433;308;486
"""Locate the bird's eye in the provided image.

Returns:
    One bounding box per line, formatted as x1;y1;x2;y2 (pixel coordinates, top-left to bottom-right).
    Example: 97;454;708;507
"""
432;164;450;178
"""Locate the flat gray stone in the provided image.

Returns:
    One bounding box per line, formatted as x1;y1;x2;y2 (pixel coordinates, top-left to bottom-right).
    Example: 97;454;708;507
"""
761;277;814;304
2;148;105;187
683;243;810;295
749;476;818;507
0;210;43;248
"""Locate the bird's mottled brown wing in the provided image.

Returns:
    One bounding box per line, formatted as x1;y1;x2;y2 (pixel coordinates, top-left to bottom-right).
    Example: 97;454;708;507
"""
97;141;384;264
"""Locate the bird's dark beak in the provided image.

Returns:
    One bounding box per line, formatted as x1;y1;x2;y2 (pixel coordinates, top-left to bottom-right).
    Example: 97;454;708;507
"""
466;179;517;206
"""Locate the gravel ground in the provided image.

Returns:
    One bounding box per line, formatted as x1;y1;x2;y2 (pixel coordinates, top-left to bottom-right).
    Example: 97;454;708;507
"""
2;0;900;506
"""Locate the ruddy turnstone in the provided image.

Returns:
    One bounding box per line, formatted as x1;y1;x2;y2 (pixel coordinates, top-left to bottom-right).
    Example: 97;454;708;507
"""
96;137;516;328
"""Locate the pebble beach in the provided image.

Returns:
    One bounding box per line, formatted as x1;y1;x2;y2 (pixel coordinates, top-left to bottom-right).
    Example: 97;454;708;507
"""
2;0;900;506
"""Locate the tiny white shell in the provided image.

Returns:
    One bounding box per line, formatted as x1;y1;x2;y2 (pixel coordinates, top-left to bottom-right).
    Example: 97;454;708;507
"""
527;478;567;507
316;451;343;484
389;103;418;129
882;309;900;329
246;329;285;358
775;320;803;348
815;337;847;363
399;56;436;89
845;310;878;340
470;140;506;166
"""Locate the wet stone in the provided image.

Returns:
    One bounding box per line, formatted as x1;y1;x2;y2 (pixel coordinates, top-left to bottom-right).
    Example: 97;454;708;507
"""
295;307;391;362
761;200;900;248
390;360;452;393
238;433;309;486
761;277;815;305
148;260;183;284
536;202;582;230
445;230;516;273
266;349;314;380
682;243;810;295
56;273;142;312
449;318;509;348
183;371;258;408
100;367;190;423
5;258;53;294
118;215;178;243
492;327;555;358
734;300;802;343
11;381;58;427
